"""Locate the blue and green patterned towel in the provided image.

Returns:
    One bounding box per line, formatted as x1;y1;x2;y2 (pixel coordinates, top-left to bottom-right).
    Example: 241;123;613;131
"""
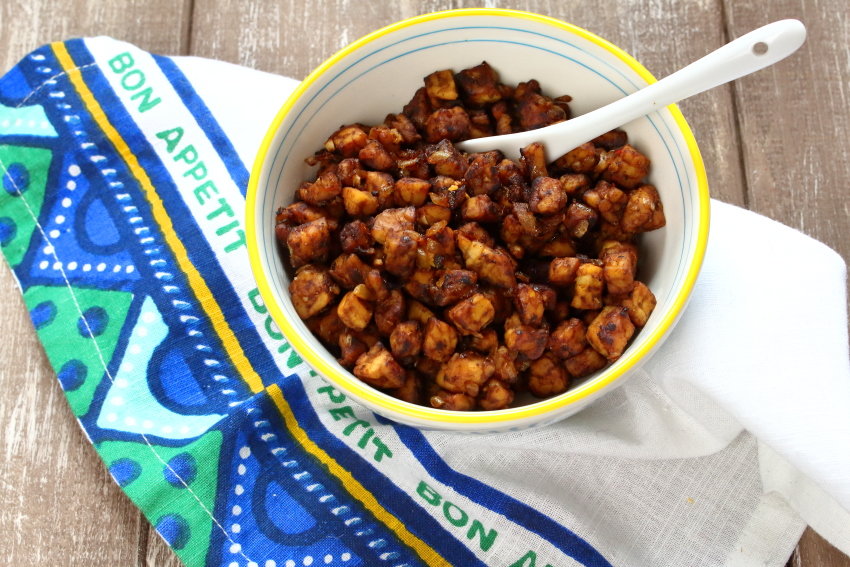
2;37;849;567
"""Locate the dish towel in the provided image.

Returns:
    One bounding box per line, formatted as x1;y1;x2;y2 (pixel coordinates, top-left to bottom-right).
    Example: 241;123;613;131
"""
1;37;848;567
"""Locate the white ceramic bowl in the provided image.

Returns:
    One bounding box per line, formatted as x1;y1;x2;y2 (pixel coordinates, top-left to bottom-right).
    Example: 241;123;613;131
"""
246;8;710;432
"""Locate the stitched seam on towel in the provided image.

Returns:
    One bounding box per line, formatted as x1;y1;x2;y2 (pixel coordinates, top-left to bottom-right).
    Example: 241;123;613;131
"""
0;95;258;567
51;42;267;396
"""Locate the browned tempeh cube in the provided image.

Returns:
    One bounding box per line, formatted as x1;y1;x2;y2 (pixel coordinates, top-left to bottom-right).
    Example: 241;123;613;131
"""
457;234;517;289
548;318;587;359
390;320;423;360
383;230;420;277
422;317;458;362
527;353;570;397
504;324;548;361
298;169;342;205
436;351;495;397
337;286;374;331
395;177;432;206
549;257;581;286
342;186;379;217
328;253;369;289
603;144;650;189
621;281;657;327
571;263;604;310
601;242;638;296
289;264;339;320
513;284;546;327
446;293;495;335
461;194;501;223
358;139;395;171
622;185;666;233
432;269;478;307
353;342;405;389
528;176;567;214
430;390;475;411
371;206;415;244
556;142;598;173
427;139;468;179
464;151;502;196
563;201;598;239
564;347;608;378
455;62;503;106
587;306;635;361
339;220;373;254
415;203;452;227
286;217;331;268
424;107;471;143
425;69;459;103
583;180;629;224
520;142;548;180
326;125;368;157
478;378;515;410
374;289;406;336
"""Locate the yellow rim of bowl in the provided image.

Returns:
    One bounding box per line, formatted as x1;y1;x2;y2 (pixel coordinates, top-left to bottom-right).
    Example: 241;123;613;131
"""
246;8;711;425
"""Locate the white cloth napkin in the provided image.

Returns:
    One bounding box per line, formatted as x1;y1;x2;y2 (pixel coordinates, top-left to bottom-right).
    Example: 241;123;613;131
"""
176;49;850;563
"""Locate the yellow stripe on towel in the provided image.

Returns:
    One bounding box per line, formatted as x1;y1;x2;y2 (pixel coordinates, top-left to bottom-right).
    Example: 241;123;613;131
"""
52;41;265;394
267;384;453;567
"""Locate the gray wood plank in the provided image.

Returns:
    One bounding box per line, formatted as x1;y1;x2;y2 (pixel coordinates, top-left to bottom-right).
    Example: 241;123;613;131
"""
723;2;850;566
190;0;745;206
0;1;191;566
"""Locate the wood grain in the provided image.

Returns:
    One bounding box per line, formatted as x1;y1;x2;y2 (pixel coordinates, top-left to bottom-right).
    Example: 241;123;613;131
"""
722;2;850;566
0;0;847;565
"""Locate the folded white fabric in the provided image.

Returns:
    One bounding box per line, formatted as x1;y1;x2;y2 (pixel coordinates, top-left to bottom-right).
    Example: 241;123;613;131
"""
181;49;850;563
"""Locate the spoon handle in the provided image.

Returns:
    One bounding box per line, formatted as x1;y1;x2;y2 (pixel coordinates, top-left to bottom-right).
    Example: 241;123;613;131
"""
457;20;807;159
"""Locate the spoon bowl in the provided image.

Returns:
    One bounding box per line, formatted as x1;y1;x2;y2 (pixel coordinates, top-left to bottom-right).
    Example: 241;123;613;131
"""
457;19;806;159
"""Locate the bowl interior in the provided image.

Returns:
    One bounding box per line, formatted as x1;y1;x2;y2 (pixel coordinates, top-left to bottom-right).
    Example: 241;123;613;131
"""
249;12;706;425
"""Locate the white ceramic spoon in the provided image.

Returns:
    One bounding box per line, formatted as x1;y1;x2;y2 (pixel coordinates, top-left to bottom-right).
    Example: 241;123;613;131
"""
456;20;807;159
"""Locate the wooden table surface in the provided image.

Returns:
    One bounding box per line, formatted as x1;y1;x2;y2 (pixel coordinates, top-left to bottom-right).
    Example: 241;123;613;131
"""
0;1;847;565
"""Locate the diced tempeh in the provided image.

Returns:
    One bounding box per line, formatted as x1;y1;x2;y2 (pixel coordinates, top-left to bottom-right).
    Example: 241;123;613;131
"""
423;317;458;362
455;62;503;105
601;242;638;296
549;257;581;286
372;206;415;244
436;351;495;396
446;293;495;335
457;234;516;288
548;318;587;359
587;306;635;361
424;107;471;143
353;342;405;389
342;186;379;217
390;320;423;360
622;185;666;233
374;289;407;336
621;281;656;327
289;264;339;319
384;230;420;277
337;287;373;331
571;263;604;310
528;176;567;214
504;324;548;361
478;379;515;410
564;347;607;378
395;177;431;206
603;144;650;189
287;217;331;268
527;353;570;397
326;125;368;157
